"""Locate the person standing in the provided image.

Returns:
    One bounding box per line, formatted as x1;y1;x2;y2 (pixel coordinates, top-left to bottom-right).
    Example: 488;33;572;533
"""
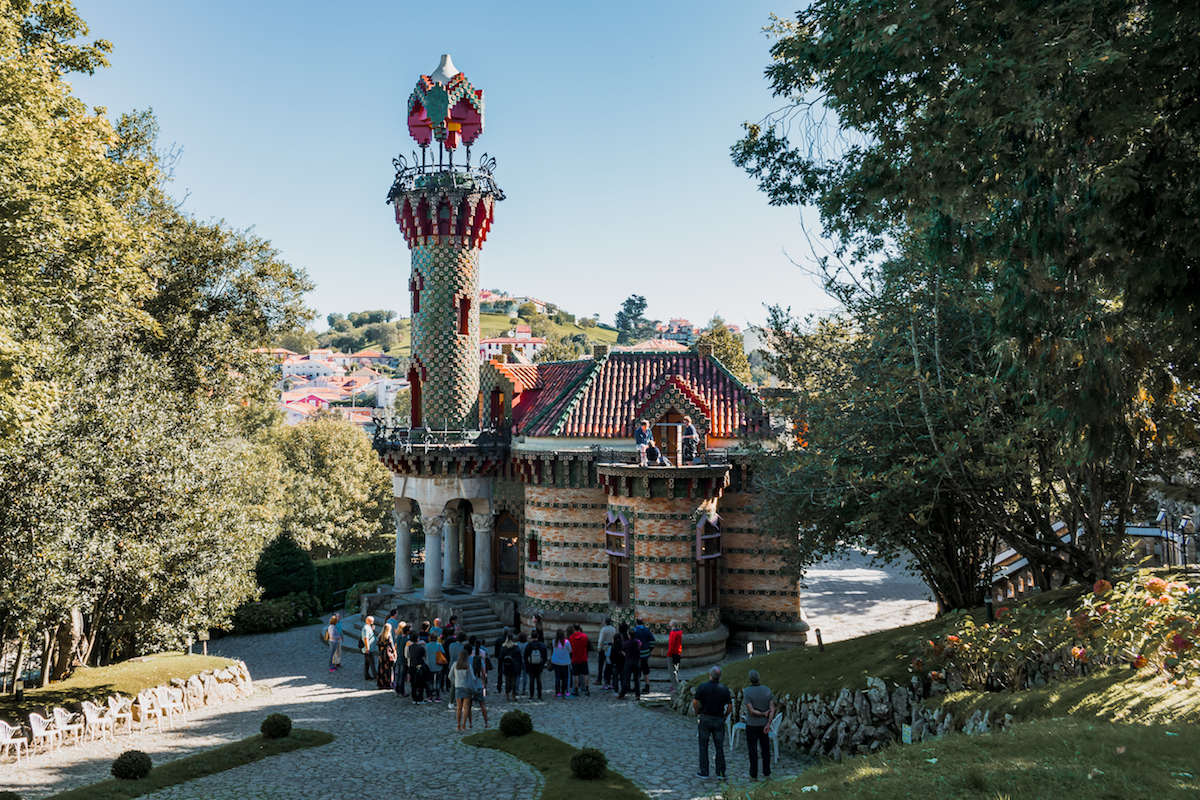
394;622;409;696
524;630;547;699
635;419;652;466
619;630;641;700
634;618;656;694
360;616;377;681
377;624;397;691
681;415;699;463
516;632;530;696
324;613;343;672
408;632;427;703
500;632;522;701
668;620;683;690
597;617;617;689
425;632;446;703
568;623;591;697
692;666;733;780
742;669;776;781
550;628;572;697
471;642;490;728
450;648;474;731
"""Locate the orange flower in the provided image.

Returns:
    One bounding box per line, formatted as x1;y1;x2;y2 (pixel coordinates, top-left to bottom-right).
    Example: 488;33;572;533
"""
996;606;1011;620
1158;595;1175;606
1071;646;1089;663
946;635;960;645
1093;579;1113;596
1133;654;1149;669
1096;604;1111;616
1146;577;1169;596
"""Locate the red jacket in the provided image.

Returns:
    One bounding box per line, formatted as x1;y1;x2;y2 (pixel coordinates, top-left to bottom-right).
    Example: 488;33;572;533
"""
568;631;589;663
668;630;683;657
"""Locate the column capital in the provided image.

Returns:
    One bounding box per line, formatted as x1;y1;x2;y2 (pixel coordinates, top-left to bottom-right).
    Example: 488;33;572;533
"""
444;507;461;527
422;514;445;533
471;511;494;532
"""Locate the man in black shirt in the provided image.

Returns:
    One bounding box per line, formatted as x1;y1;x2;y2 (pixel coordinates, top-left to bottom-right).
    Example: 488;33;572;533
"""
691;665;733;779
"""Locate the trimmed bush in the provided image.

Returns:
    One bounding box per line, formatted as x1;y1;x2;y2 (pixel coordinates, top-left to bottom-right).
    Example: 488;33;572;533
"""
313;550;395;609
233;592;320;634
499;708;533;737
570;747;608;780
256;534;316;599
111;750;153;780
261;713;293;739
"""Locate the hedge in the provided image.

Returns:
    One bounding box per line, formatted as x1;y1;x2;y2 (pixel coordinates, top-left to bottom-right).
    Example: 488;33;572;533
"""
313;551;396;609
233;592;322;634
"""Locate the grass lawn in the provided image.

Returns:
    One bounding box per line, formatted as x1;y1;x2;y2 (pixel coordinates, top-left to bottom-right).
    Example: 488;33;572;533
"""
751;717;1200;800
478;313;620;346
0;652;236;721
43;729;335;800
465;730;648;800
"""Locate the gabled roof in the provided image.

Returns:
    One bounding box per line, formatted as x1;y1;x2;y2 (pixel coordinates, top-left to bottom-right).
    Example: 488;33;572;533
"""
513;352;764;439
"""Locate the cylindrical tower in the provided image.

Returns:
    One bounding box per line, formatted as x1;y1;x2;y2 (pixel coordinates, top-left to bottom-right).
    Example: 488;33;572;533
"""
388;54;503;430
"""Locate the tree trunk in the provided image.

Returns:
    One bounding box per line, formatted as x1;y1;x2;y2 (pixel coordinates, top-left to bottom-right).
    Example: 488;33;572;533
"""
11;635;25;696
39;628;54;687
52;608;84;681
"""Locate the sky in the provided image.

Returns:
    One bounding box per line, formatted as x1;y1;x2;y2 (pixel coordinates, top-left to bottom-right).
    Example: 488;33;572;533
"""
71;1;835;333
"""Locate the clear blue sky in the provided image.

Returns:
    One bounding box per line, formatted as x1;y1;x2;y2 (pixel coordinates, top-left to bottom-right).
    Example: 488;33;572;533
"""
72;1;833;333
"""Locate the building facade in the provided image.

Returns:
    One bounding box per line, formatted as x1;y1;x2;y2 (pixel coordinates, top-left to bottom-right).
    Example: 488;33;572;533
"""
376;56;805;663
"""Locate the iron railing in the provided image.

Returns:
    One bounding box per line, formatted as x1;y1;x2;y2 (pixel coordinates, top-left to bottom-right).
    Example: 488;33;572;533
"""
386;150;504;203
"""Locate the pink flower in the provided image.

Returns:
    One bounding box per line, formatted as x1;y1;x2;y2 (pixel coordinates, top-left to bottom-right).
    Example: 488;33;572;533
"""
1169;634;1194;653
1146;577;1169;596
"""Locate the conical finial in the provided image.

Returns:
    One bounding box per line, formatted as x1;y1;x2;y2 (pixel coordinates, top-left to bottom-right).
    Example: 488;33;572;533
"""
430;54;459;85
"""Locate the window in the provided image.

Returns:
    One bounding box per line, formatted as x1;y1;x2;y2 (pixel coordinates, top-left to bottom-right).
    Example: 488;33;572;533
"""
528;534;539;566
410;272;423;313
605;511;628;556
496;512;519;578
698;558;719;608
654;412;684;464
457;295;471;335
606;511;630;606
696;517;721;560
406;366;422;428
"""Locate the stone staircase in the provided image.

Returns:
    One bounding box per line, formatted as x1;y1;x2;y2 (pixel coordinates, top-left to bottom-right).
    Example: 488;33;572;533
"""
340;595;508;649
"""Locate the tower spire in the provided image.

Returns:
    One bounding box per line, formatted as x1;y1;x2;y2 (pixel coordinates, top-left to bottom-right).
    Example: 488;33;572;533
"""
388;57;503;430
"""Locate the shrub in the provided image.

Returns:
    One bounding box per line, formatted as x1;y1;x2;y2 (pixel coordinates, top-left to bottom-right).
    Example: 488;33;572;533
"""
256;534;316;598
261;713;293;739
570;747;608;780
0;791;22;800
313;551;395;609
111;750;153;780
499;708;533;737
344;580;391;614
233;592;320;634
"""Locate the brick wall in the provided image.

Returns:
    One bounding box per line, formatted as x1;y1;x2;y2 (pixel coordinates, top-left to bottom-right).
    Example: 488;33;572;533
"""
523;485;611;615
719;492;803;625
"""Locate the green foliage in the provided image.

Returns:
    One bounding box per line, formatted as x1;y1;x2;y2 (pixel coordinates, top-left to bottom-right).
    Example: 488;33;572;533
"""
614;295;655;345
256;535;316;599
258;413;395;558
570;747;609;780
535;339;582;363
694;316;750;384
499;708;534;737
0;791;20;800
110;750;153;780
312;551;395;609
260;713;293;739
232;592;320;635
344;580;392;613
467;731;647;799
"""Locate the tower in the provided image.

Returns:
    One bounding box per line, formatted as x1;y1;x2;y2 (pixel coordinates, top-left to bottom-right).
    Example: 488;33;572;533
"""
388;54;503;430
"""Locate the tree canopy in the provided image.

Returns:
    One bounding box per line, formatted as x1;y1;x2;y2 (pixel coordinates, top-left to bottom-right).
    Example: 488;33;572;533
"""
736;0;1200;600
695;316;751;384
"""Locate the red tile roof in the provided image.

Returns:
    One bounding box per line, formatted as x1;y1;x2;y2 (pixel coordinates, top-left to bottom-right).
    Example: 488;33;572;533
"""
514;352;763;439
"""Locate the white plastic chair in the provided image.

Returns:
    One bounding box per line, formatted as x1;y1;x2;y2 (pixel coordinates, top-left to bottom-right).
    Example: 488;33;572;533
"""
732;712;784;761
81;700;114;741
52;707;84;746
132;691;164;733
154;686;187;728
28;712;61;755
0;720;29;764
107;695;133;736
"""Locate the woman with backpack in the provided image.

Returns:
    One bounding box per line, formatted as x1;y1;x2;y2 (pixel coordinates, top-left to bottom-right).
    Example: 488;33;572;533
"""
323;613;343;672
524;630;547;700
550;628;573;698
500;632;522;702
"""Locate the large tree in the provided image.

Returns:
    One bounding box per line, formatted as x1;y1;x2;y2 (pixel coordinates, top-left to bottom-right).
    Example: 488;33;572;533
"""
695;316;751;384
735;0;1199;585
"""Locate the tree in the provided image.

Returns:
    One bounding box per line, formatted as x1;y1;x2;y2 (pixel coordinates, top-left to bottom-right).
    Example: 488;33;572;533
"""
517;302;538;320
615;295;654;345
262;413;395;558
278;329;318;354
734;0;1199;585
535;339;580;363
695;316;751;384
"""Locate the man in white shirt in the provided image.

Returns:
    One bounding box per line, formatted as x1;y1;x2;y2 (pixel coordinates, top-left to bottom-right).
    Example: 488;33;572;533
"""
597;617;617;689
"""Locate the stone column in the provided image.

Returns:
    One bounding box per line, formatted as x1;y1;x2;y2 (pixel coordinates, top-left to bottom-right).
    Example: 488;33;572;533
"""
422;514;444;601
442;508;461;590
393;509;415;593
471;512;495;596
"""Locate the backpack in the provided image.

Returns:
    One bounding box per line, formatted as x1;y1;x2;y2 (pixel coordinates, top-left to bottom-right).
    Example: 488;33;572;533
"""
527;646;543;666
473;654;484;677
502;651;516;671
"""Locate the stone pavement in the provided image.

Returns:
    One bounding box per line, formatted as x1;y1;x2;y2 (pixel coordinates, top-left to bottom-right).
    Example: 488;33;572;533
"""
0;548;935;800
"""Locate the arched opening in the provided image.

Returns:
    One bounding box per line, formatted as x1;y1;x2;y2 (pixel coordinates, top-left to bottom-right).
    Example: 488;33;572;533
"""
490;388;505;429
495;512;520;584
457;294;471;335
697;516;721;609
654;411;684;464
